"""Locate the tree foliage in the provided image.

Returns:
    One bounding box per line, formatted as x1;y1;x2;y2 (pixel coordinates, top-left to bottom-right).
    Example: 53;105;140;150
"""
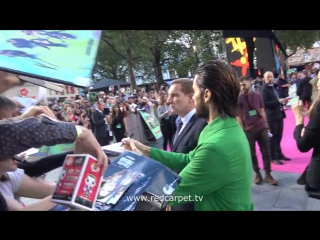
274;30;320;56
93;30;319;89
93;40;127;81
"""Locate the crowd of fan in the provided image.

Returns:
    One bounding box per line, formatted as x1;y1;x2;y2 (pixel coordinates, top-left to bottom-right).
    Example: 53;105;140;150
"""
46;84;170;143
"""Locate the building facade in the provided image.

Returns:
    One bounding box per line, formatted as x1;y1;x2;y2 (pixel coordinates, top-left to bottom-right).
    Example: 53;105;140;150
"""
287;47;320;68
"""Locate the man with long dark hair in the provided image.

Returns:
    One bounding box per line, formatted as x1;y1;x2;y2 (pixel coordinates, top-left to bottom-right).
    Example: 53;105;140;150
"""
122;60;253;211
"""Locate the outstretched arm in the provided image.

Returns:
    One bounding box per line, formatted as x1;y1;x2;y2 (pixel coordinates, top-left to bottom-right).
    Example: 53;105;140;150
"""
0;116;77;162
5;195;57;211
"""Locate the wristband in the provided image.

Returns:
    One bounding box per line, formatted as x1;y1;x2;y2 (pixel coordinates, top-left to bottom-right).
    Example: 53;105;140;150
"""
75;126;83;138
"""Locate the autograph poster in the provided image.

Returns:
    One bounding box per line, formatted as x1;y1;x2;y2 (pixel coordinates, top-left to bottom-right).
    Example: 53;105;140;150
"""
0;30;101;87
139;111;162;140
94;151;180;211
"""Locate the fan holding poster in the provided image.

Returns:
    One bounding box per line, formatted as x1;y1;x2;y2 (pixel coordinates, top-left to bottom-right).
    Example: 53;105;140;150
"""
0;30;101;87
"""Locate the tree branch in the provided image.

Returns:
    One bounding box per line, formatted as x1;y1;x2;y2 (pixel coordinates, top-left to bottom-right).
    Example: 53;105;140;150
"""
92;68;109;79
149;47;155;57
133;56;142;61
103;38;126;59
287;49;297;58
95;63;113;75
160;58;171;66
119;67;128;80
93;63;114;78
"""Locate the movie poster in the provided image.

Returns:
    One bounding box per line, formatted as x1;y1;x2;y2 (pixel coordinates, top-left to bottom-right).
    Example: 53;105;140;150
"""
139;110;162;140
96;169;141;206
0;30;101;87
94;151;180;211
224;37;249;77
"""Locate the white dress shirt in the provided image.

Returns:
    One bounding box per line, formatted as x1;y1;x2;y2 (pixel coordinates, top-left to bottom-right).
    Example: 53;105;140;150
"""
178;108;196;135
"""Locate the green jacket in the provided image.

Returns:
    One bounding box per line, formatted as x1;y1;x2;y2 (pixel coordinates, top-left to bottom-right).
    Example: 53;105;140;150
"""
150;117;253;211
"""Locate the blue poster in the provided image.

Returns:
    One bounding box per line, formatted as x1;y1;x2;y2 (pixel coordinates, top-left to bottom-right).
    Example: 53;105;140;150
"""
94;151;180;211
0;30;101;87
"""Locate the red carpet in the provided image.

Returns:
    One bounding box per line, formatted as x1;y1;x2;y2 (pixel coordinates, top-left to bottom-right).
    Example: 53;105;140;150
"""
256;109;311;174
167;109;311;174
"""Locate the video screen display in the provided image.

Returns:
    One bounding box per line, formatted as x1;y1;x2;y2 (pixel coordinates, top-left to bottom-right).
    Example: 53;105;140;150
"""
224;37;249;77
0;30;101;87
254;38;276;76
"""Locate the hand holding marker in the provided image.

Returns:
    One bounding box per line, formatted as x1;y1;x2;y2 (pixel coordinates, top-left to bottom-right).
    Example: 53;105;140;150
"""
121;133;134;147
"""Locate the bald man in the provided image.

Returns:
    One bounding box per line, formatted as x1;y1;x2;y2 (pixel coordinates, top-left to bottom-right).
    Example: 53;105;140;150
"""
260;71;291;165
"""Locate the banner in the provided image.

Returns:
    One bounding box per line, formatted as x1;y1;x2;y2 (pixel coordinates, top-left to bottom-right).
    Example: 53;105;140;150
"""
0;30;101;87
287;68;297;75
139;110;162;140
94;151;180;211
38;143;75;155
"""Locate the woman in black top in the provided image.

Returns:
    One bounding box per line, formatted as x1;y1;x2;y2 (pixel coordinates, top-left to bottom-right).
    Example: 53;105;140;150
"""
278;74;290;98
88;107;95;133
157;96;173;150
292;96;320;190
111;104;128;142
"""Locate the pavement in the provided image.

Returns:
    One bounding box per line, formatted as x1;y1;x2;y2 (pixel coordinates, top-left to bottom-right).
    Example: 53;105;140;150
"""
21;139;320;211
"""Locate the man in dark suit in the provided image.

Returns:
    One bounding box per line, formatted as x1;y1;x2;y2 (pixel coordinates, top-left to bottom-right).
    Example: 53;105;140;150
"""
167;78;207;211
297;70;312;108
92;100;109;146
260;71;291;165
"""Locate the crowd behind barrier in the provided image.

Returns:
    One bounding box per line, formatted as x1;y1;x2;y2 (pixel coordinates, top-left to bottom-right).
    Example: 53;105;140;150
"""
42;86;168;145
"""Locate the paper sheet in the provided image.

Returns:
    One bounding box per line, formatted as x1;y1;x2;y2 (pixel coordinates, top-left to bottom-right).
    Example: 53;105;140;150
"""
37;87;48;105
287;96;299;106
102;142;125;155
14;97;38;113
18;148;39;158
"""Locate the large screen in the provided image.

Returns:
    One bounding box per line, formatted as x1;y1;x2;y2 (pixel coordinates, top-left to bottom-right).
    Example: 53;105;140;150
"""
272;40;285;74
224;37;249;77
254;38;276;76
0;30;101;87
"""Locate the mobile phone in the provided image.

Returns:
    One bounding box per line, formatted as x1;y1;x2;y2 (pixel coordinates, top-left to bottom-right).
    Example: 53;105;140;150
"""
103;107;110;116
289;96;299;105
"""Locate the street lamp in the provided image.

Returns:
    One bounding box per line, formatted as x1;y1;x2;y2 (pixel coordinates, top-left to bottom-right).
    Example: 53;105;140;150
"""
193;45;200;69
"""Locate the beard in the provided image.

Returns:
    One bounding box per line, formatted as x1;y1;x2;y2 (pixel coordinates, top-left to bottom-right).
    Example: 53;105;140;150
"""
244;87;250;94
195;99;210;119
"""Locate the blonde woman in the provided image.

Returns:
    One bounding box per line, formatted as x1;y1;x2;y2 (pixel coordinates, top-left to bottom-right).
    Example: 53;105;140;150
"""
157;95;173;150
292;83;320;192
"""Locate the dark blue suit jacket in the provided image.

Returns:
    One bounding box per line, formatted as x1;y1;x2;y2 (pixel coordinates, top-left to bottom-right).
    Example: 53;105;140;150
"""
171;113;207;211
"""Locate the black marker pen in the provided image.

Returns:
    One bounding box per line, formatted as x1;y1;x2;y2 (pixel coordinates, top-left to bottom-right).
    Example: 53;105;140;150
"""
121;133;134;147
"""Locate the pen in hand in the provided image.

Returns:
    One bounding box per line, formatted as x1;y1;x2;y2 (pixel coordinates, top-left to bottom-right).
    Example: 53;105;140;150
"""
121;133;134;147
